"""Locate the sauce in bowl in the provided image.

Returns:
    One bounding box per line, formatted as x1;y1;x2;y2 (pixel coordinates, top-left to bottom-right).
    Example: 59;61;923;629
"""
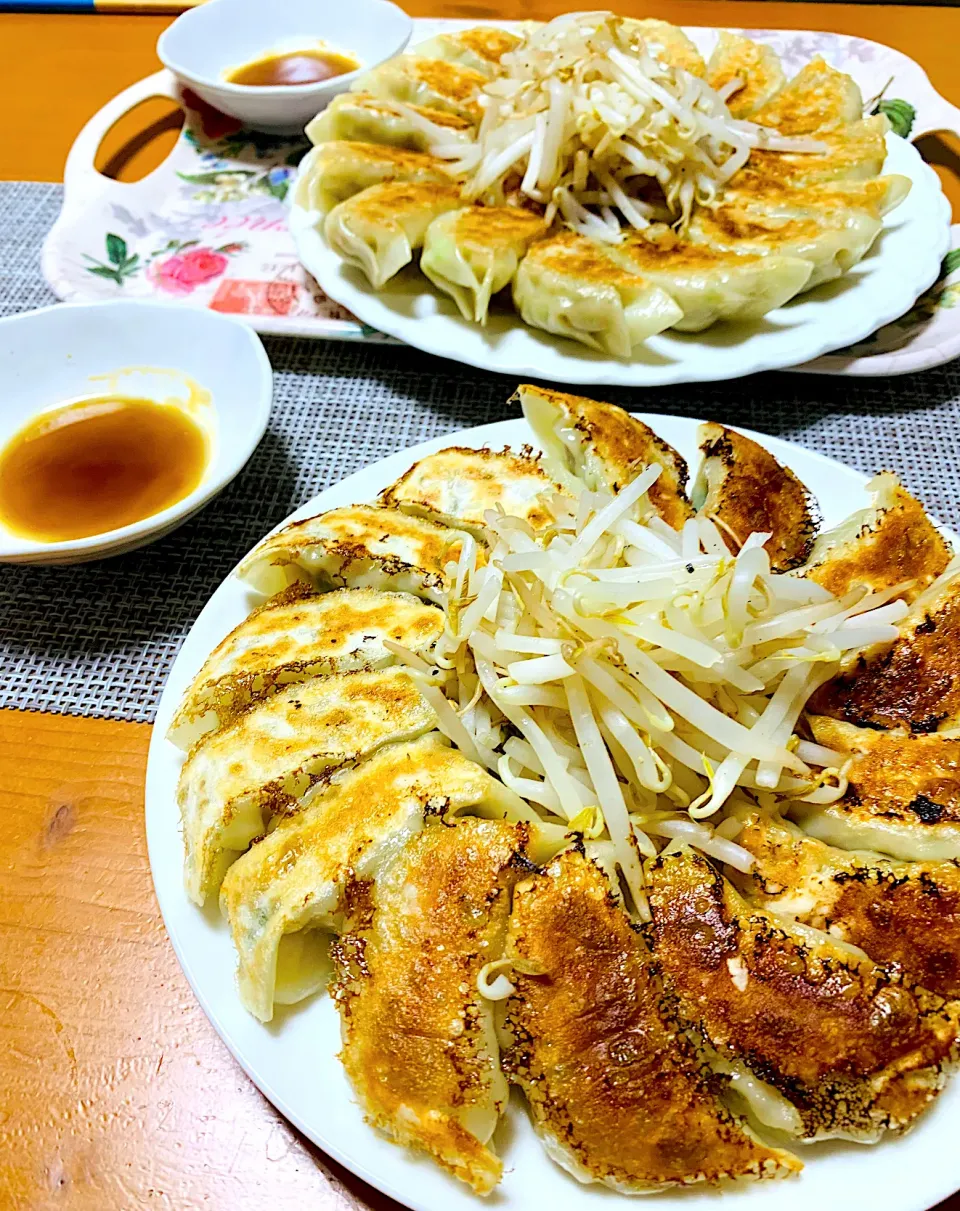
0;395;208;542
226;47;360;87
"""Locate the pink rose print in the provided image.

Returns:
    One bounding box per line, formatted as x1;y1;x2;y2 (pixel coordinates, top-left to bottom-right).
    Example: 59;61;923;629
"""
149;247;230;296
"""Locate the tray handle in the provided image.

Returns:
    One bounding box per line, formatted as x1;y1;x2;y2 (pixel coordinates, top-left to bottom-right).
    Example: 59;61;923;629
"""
63;70;181;204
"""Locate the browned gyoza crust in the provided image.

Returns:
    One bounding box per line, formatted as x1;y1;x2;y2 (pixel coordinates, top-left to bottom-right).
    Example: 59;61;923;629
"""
236;502;478;603
732;810;960;999
645;848;960;1141
800;474;951;604
694;423;819;570
810;573;960;731
379;444;565;536
167;583;445;746
501;849;800;1190
453;26;522;65
512;383;694;529
332;817;531;1195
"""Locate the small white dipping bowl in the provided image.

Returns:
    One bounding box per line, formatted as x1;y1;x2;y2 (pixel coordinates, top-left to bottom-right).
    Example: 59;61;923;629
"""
0;301;272;566
157;0;413;133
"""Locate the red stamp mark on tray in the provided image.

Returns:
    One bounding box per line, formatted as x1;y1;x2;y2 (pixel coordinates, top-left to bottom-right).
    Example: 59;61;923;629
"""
210;278;300;316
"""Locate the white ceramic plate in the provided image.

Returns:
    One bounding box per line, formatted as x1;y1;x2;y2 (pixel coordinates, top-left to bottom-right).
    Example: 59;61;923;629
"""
146;415;960;1211
291;131;950;387
46;19;960;375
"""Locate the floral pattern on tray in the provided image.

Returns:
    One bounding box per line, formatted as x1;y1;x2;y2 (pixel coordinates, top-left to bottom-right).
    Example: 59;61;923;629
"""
47;83;382;338
41;20;960;370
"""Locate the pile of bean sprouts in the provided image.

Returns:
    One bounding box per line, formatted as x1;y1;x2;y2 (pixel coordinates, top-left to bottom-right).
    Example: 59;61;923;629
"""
388;452;911;921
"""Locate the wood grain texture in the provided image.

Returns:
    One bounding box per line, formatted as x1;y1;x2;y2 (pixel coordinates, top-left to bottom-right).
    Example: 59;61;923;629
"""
0;708;399;1211
4;711;960;1211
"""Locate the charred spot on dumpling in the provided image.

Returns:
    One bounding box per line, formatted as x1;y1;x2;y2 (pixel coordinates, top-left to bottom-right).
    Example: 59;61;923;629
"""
793;718;960;862
912;795;945;824
730;809;960;1000
502;849;800;1190
692;422;819;570
810;571;960;732
646;847;960;1142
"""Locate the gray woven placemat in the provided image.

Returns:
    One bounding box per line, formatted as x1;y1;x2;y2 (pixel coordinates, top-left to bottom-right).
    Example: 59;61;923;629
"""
2;178;959;723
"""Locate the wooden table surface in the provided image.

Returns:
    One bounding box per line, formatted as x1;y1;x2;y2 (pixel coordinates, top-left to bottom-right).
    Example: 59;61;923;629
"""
3;4;960;1209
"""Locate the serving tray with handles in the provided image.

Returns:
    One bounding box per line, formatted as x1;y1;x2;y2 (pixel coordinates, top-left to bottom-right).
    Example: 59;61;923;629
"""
41;18;960;374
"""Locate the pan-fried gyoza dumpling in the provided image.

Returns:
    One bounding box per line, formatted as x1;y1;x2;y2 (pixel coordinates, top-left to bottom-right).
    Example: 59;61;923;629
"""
220;732;537;1021
409;26;522;77
353;55;487;122
333;816;551;1194
237;503;476;602
167;584;445;748
420;205;549;322
513;232;684;357
306;92;475;151
730;808;960;999
792;718;960;861
324;180;464;287
626;18;706;76
502;848;801;1190
687;193;883;292
810;567;960;731
706;32;786;118
750;175;911;220
646;847;960;1142
692;423;819;570
515;383;693;529
736;116;890;190
178;668;437;906
380;445;566;539
294;140;451;215
801;472;951;603
751;57;864;134
608;228;812;332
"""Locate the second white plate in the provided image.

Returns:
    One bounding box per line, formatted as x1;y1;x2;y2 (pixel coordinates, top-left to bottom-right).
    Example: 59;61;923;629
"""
291;132;950;387
146;415;960;1211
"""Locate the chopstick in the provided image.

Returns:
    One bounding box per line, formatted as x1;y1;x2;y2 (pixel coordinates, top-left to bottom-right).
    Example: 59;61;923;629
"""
0;0;204;10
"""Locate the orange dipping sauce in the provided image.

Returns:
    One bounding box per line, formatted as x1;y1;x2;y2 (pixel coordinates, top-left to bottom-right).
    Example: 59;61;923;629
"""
0;396;208;542
227;47;360;87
